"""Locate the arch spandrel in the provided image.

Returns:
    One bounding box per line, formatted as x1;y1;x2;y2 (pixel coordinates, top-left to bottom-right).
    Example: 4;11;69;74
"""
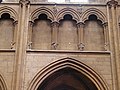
30;7;54;22
27;57;109;90
56;8;80;23
0;74;7;90
0;6;18;21
81;8;107;23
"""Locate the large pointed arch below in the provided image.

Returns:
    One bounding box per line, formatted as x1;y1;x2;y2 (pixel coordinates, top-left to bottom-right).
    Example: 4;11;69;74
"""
0;74;7;90
27;57;109;90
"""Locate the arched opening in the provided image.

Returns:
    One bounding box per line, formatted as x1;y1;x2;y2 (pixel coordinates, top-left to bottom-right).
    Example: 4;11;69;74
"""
37;67;98;90
28;58;109;90
0;13;14;49
0;75;7;90
84;14;104;51
32;14;52;49
58;14;77;50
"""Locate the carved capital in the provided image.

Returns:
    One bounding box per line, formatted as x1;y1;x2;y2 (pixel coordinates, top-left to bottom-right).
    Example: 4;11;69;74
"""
11;41;16;49
51;21;59;27
102;22;108;28
13;21;18;26
119;23;120;26
19;0;30;6
51;42;58;50
104;43;109;51
29;21;34;27
107;0;118;7
77;5;83;14
77;22;85;28
27;42;32;49
53;5;58;14
78;43;85;51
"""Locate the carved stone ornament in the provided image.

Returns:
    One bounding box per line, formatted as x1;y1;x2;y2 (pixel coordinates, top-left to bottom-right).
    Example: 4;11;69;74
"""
19;0;30;6
77;6;83;14
11;41;16;49
27;41;32;49
107;0;118;7
53;5;58;14
51;42;58;50
51;21;59;27
78;43;85;51
102;22;108;28
77;22;85;28
104;43;109;51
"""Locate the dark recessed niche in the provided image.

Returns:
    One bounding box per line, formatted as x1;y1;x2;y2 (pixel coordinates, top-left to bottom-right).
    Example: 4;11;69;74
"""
38;14;48;20
1;13;10;19
89;14;97;20
64;14;73;20
37;68;98;90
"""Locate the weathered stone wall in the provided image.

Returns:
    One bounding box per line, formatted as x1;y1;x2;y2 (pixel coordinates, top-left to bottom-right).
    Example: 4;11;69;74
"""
0;19;14;49
0;1;120;90
0;52;15;90
24;52;112;90
32;20;51;50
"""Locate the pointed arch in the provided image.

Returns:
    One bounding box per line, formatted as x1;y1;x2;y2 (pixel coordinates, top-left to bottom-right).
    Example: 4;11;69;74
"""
0;74;7;90
30;7;54;22
0;6;18;21
56;8;80;23
81;8;107;23
28;57;109;90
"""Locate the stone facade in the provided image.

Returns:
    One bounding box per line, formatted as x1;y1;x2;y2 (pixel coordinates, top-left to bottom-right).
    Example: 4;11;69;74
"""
0;0;120;90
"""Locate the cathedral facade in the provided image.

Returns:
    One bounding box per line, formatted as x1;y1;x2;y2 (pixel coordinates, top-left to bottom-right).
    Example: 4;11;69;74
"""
0;0;120;90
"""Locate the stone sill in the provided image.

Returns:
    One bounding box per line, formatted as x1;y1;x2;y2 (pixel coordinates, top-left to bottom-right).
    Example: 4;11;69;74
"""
0;2;107;6
1;2;120;7
31;3;107;6
0;49;15;52
27;49;110;55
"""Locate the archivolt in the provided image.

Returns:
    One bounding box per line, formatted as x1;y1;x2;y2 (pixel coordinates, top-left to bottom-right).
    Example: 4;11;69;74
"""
30;7;54;22
0;74;7;90
0;6;18;21
56;8;80;23
28;57;109;90
81;8;107;23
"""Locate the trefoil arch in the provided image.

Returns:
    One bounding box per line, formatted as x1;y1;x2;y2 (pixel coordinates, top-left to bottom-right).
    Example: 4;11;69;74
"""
0;6;18;21
81;8;107;23
56;8;80;23
30;7;54;22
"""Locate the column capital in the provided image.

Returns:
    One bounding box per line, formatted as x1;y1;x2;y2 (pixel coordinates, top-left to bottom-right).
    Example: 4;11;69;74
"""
107;0;118;7
53;5;58;14
19;0;30;6
13;20;18;26
78;43;85;51
77;22;85;28
51;21;59;27
102;22;108;27
29;21;34;26
51;42;58;50
119;22;120;26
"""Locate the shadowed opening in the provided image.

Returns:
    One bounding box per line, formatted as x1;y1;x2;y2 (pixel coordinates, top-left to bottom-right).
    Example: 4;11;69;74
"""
37;68;98;90
38;14;48;20
1;13;11;19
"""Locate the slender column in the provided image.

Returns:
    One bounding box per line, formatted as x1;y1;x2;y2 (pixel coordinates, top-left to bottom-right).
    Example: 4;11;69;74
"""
12;0;30;90
51;21;59;50
77;22;85;51
107;0;120;90
102;22;109;51
27;21;33;49
11;21;18;49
